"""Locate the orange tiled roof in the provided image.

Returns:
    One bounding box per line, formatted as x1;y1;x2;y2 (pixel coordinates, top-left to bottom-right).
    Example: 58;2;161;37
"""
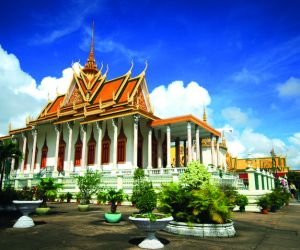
48;95;65;114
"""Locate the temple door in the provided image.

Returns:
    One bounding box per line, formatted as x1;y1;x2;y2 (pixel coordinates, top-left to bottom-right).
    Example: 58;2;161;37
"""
57;145;65;172
137;127;143;168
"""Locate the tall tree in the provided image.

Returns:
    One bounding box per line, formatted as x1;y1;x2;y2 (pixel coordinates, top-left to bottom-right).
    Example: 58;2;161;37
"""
0;139;23;191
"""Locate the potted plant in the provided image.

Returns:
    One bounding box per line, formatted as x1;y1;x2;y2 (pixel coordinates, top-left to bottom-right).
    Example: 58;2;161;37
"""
74;169;102;212
129;169;173;249
35;177;63;215
13;186;42;228
159;161;235;238
235;194;248;212
66;192;73;203
97;188;127;223
257;195;271;214
59;193;67;203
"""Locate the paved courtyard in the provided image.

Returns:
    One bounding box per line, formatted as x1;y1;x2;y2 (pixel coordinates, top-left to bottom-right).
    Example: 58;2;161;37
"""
1;201;299;250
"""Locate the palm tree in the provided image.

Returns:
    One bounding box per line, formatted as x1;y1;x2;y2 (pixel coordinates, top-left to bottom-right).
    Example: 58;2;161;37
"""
0;139;23;191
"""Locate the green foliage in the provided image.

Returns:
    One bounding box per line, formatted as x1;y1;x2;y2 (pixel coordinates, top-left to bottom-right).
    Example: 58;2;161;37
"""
219;183;239;208
97;188;127;213
0;139;23;191
267;188;290;210
59;193;67;202
16;186;36;201
66;192;73;201
74;169;102;205
235;194;248;208
37;178;63;206
180;161;211;190
159;182;231;224
131;168;157;213
256;195;271;209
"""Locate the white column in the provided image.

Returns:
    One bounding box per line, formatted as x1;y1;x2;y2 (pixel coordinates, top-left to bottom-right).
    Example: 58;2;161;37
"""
257;168;262;190
246;167;256;191
157;130;162;168
30;127;38;175
187;122;192;163
96;121;103;170
147;129;152;169
81;124;87;168
54;124;60;175
195;126;200;161
210;134;215;168
216;136;220;168
21;133;27;173
112;119;118;169
133;115;139;168
66;122;73;175
166;125;171;167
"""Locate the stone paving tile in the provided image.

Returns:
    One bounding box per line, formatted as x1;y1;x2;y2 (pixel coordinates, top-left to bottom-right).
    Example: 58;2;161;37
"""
0;202;300;250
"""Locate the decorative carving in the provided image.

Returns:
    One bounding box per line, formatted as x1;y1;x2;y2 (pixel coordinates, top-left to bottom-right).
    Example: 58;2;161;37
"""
133;115;140;125
96;121;102;130
67;122;74;130
54;124;60;134
67;86;84;106
134;87;148;112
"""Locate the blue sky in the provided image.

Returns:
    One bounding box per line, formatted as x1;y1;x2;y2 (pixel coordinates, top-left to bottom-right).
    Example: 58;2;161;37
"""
0;0;300;169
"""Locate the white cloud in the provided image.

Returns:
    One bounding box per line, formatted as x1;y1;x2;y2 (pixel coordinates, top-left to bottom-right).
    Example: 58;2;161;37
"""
221;106;259;128
0;45;77;135
288;133;300;146
150;80;211;120
232;67;260;84
277;77;300;97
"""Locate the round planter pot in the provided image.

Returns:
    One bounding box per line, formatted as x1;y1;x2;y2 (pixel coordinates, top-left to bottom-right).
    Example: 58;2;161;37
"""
78;204;89;212
129;215;173;249
12;200;42;228
165;220;236;237
261;208;269;214
36;207;50;215
239;206;245;212
104;213;122;223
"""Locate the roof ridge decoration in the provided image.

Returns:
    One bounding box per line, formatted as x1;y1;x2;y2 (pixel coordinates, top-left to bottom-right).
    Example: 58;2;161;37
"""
83;21;98;74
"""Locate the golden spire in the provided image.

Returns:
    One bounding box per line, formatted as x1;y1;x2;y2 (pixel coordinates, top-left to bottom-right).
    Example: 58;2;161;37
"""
203;105;207;122
83;21;98;73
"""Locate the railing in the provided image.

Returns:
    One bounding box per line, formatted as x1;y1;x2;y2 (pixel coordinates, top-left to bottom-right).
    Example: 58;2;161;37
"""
10;166;248;191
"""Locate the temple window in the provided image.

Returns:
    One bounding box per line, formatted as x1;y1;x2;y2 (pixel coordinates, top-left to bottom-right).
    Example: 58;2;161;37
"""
87;127;96;165
57;132;66;172
101;126;111;164
40;137;48;169
117;122;127;163
74;131;82;167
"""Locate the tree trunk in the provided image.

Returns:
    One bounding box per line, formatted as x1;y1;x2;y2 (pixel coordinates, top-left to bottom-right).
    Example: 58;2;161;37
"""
111;202;117;213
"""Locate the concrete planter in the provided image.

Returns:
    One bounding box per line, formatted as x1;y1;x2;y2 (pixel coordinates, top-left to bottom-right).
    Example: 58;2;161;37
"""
129;215;173;249
36;207;50;215
165;220;236;237
104;213;122;223
78;204;89;212
12;200;42;228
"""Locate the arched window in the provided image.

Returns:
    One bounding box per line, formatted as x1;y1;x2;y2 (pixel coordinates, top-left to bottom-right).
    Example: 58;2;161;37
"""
152;131;158;168
74;130;82;167
137;125;143;168
117;122;127;163
101;126;111;164
87;127;96;165
40;137;48;169
57;132;66;172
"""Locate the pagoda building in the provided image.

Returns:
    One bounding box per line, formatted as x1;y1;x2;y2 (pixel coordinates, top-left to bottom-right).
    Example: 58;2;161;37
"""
0;28;221;187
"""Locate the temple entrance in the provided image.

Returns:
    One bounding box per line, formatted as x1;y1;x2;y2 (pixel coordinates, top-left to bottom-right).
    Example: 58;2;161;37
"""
152;131;158;168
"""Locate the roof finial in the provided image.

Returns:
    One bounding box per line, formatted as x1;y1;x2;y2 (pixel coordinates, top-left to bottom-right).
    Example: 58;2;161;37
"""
83;21;98;73
129;60;134;73
203;105;207;122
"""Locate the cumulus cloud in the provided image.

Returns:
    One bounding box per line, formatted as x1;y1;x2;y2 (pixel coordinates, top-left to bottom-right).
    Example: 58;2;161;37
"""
221;106;259;128
150;80;211;120
277;77;300;97
0;45;77;135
